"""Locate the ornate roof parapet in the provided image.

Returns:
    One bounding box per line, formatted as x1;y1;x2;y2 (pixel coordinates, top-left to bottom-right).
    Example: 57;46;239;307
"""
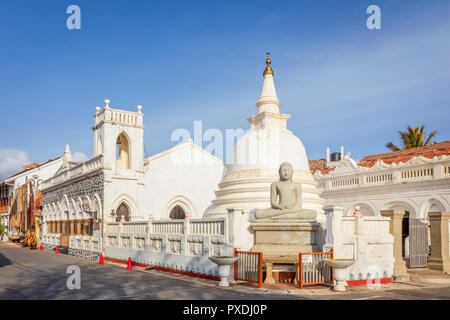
93;99;144;130
314;154;450;192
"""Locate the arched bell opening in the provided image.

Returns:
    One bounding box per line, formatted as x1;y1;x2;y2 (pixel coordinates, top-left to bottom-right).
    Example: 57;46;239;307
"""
116;133;130;170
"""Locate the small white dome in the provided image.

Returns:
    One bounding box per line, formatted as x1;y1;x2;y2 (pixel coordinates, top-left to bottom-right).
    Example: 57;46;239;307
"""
227;128;310;173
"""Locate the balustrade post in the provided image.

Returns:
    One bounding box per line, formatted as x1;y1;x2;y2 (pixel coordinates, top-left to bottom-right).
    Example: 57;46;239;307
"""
433;164;443;180
184;219;190;236
428;212;450;273
323;205;344;254
380;210;409;281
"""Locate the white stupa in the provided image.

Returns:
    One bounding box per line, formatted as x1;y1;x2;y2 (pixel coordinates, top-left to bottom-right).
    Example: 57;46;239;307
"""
207;53;325;227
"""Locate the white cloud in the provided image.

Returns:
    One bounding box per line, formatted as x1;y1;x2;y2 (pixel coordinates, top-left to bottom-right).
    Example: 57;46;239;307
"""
0;149;31;180
72;152;88;162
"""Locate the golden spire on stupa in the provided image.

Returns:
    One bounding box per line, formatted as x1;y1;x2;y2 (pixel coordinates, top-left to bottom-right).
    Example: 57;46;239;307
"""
263;52;274;76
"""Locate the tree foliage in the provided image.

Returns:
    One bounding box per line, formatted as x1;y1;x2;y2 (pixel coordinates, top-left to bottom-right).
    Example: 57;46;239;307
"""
386;125;438;151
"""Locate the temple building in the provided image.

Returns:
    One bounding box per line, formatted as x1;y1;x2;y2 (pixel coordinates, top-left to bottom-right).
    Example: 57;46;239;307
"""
312;142;450;269
41;101;223;259
1;157;63;233
37;54;450;280
312;142;450;218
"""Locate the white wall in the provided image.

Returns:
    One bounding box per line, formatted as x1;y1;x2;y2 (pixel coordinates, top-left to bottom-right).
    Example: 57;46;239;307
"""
143;142;224;220
324;206;394;281
5;158;63;191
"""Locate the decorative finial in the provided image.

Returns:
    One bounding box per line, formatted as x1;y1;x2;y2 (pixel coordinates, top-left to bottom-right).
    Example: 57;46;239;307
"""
104;99;111;109
95;106;100;114
137;105;143;113
263;52;274;76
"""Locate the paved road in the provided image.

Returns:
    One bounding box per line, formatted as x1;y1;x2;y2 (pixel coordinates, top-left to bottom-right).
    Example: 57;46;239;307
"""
1;242;449;300
0;242;303;300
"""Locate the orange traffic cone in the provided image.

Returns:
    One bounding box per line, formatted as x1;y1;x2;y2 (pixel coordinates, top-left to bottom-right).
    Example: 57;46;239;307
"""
55;246;59;254
126;257;133;270
39;244;43;251
99;253;104;265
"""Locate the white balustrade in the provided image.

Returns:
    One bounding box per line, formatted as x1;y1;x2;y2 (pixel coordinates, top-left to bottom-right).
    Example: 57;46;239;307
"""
330;177;359;189
365;173;392;185
43;155;103;189
103;218;228;254
122;221;147;234
318;162;449;191
105;223;119;233
152;220;184;234
189;219;224;236
445;165;450;175
400;167;433;181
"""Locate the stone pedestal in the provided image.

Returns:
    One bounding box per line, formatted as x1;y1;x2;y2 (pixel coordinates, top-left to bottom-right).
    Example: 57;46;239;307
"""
428;212;450;273
251;220;320;256
381;210;409;281
251;220;320;284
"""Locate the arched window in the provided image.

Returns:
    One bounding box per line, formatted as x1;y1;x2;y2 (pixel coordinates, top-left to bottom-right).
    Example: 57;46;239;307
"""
115;202;130;222
169;205;186;220
116;133;130;169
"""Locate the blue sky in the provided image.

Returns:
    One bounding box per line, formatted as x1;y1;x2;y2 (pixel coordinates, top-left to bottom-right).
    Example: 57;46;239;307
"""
0;1;449;179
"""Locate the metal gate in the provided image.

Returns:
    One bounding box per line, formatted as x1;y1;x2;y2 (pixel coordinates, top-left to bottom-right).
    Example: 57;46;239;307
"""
234;249;263;288
409;218;428;268
299;250;333;288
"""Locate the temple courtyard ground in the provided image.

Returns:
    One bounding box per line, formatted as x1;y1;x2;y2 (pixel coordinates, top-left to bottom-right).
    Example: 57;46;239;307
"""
0;242;449;300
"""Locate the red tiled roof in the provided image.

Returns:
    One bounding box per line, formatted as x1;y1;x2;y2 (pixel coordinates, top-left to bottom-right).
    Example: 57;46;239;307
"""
359;141;450;168
308;159;326;172
22;162;40;169
310;141;450;175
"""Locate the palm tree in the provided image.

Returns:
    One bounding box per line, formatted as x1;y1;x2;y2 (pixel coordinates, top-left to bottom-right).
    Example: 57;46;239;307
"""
386;125;438;151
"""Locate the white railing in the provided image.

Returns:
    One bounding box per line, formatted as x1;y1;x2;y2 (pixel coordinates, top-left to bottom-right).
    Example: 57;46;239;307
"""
110;110;138;125
67;236;100;252
365;173;393;184
189;219;224;235
318;161;450;192
400;167;433;181
43;155;103;189
43;234;60;246
152;220;184;234
95;107;143;127
103;217;228;256
330;177;359;189
122;221;147;234
445;165;450;175
105;222;120;233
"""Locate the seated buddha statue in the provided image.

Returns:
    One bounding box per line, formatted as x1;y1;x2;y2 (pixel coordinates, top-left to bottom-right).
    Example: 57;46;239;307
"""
255;162;317;220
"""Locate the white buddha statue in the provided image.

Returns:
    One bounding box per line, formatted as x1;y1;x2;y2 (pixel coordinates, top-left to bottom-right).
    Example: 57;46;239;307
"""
255;162;317;220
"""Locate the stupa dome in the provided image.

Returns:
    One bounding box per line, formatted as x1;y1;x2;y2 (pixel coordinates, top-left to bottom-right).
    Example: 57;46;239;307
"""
227;127;310;174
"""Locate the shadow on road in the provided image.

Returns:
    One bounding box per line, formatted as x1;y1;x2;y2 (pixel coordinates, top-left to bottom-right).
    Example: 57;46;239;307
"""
0;252;13;268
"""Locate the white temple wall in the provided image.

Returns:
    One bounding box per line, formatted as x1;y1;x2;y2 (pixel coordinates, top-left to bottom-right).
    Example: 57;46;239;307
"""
143;142;224;220
324;206;394;281
103;177;146;222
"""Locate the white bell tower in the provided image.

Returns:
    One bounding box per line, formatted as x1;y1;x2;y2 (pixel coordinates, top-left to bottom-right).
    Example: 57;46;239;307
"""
92;99;146;221
92;99;145;177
